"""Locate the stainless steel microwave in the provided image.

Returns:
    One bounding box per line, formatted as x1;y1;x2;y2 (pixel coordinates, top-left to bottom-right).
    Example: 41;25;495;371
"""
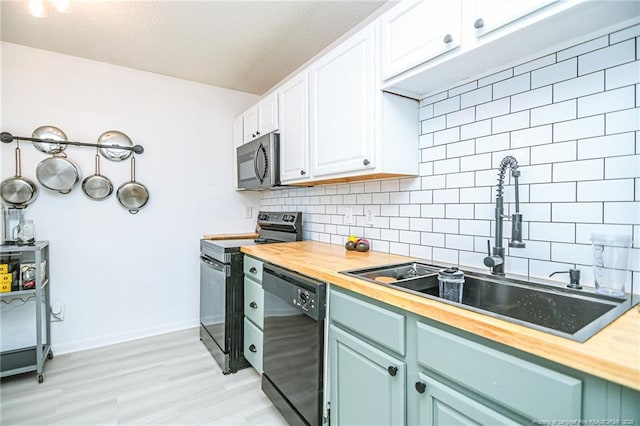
237;132;280;190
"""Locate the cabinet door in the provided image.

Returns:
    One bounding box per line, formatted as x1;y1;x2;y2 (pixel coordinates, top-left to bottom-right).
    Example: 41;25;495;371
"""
329;325;405;426
242;105;258;144
310;25;375;178
416;373;519;425
381;0;462;80
472;0;557;36
278;72;310;182
257;92;278;136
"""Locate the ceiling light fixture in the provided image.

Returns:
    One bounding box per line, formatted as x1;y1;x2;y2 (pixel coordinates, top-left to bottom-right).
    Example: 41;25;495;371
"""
26;0;72;18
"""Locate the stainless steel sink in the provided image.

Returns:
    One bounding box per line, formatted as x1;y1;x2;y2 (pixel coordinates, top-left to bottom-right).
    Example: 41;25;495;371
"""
340;262;638;342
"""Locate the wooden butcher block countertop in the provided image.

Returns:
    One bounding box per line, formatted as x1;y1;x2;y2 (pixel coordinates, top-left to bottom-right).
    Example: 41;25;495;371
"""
242;240;640;391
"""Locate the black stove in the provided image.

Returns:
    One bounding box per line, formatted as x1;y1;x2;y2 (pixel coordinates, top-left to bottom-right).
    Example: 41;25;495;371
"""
199;211;302;374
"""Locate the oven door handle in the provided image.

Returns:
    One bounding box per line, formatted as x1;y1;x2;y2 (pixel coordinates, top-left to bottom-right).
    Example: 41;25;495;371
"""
200;256;229;275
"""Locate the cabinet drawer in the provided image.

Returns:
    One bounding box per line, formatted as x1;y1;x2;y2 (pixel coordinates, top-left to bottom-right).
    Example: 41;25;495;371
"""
244;278;264;329
416;322;581;421
243;256;263;282
244;317;263;373
330;289;405;355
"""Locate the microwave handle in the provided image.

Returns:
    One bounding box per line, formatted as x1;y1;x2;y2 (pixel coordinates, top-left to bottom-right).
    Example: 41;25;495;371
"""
254;142;268;184
253;142;262;183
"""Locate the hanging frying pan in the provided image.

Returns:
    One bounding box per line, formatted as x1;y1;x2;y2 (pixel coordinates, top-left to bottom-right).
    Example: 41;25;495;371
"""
117;156;149;214
98;130;133;161
82;152;113;200
32;125;68;154
36;152;82;194
0;146;38;207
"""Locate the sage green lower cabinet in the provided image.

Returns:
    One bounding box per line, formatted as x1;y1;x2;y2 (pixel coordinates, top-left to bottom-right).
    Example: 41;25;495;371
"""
329;325;406;425
327;286;640;425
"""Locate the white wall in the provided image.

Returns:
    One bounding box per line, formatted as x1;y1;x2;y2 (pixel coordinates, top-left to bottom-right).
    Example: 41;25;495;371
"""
261;23;640;293
0;42;261;353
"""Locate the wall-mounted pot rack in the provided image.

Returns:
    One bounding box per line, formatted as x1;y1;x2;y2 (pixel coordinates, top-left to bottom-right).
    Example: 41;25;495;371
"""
0;131;144;154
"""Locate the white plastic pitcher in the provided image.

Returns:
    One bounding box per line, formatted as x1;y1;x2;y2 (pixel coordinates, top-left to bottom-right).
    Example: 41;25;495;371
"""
591;233;631;297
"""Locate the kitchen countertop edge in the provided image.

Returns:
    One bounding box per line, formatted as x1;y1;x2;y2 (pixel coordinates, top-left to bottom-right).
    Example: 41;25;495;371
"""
241;241;640;391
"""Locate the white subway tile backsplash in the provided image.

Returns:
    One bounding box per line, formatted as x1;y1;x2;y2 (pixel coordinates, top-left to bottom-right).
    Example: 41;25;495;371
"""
606;107;640;134
553;158;603;182
529;222;575;243
419;133;434;148
419;104;434;120
421;116;446;134
579;39;635;75
372;192;390;204
515;54;556;75
575;223;633;244
552;202;603;223
419;161;434;176
511;125;552;148
390;242;410;256
493;74;530;99
399;204;421;217
476;98;510;120
365;180;382;193
447;140;475;158
610;24;640;44
433;188;459;204
459;250;486;270
554;115;604;142
530;182;576;202
400;230;421;244
410;244;432;260
605;155;640;179
529;259;575;281
449;81;479;97
531;141;577;165
422;232;445;247
422;145;446;162
530;99;577;126
390;217;410;230
492;110;530;133
577;133;636;159
606;60;640;90
433;248;458;265
433;219;458;234
422;91;447;106
460;85;492;108
400;178;421;191
519;164;552;184
410;190;433;204
434;127;460;145
519;203;551;222
434;158;460;175
557;36;608;61
380;179;400;192
421;204;445;218
446;172;475;188
389;191;410;204
461;153;492;172
491;147;530;168
554;71;604;102
364;228;381;239
512;240;551;261
475;169;499;187
380;229;399;241
446;234;474;251
474;203;495;220
381;204;399;217
577;179;635;202
476;133;510;154
357;193;372;204
604;202;640;224
461;119;492;139
578;86;635;117
446;204;474;219
503;256;530;276
511;86;552;112
434;96;461;116
531;58;577;88
421;175;446;189
460;187;492;203
410;218;433;232
459;219;490;236
447;108;475;128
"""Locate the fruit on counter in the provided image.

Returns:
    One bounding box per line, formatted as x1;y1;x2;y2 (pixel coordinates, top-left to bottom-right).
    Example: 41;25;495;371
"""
348;235;358;243
355;238;370;252
345;241;356;251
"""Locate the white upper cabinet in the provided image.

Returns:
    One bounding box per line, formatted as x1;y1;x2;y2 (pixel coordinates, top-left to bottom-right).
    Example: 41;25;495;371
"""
381;0;462;80
471;0;557;37
310;25;376;178
278;71;310;183
242;92;279;144
309;22;418;183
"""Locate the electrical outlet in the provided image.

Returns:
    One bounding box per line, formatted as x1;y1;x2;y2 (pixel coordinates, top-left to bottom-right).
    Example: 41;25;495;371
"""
243;206;253;219
344;207;354;225
365;209;373;226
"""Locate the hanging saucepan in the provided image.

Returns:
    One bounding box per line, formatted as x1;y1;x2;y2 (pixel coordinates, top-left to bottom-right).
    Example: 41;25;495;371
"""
36;152;82;194
98;130;133;161
0;146;38;207
82;152;113;200
116;156;149;214
32;125;68;154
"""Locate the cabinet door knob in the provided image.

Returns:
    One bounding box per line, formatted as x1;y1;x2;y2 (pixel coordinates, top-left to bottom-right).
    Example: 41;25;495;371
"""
443;34;453;44
249;344;257;353
249;301;258;309
256;131;261;136
300;170;306;175
474;18;485;29
249;267;257;274
415;381;427;393
387;366;398;377
363;159;370;166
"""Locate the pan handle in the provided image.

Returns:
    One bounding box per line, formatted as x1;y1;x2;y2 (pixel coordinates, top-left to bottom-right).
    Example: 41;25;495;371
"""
15;146;22;177
128;209;139;215
95;154;101;175
130;156;136;181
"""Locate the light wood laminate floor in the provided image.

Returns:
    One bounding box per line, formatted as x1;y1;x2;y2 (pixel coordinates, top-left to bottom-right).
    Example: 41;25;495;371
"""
0;328;288;425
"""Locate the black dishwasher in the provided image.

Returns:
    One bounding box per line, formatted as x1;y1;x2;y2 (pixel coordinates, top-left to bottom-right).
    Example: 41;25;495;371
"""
262;264;326;426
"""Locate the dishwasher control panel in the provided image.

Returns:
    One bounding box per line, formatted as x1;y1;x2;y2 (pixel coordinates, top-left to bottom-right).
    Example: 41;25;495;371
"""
296;288;316;311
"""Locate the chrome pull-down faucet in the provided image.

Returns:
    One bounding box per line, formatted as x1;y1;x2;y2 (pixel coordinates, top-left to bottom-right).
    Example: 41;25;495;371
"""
484;155;526;276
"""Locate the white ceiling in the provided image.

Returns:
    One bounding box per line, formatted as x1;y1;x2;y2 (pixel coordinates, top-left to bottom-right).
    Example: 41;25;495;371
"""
0;0;388;95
